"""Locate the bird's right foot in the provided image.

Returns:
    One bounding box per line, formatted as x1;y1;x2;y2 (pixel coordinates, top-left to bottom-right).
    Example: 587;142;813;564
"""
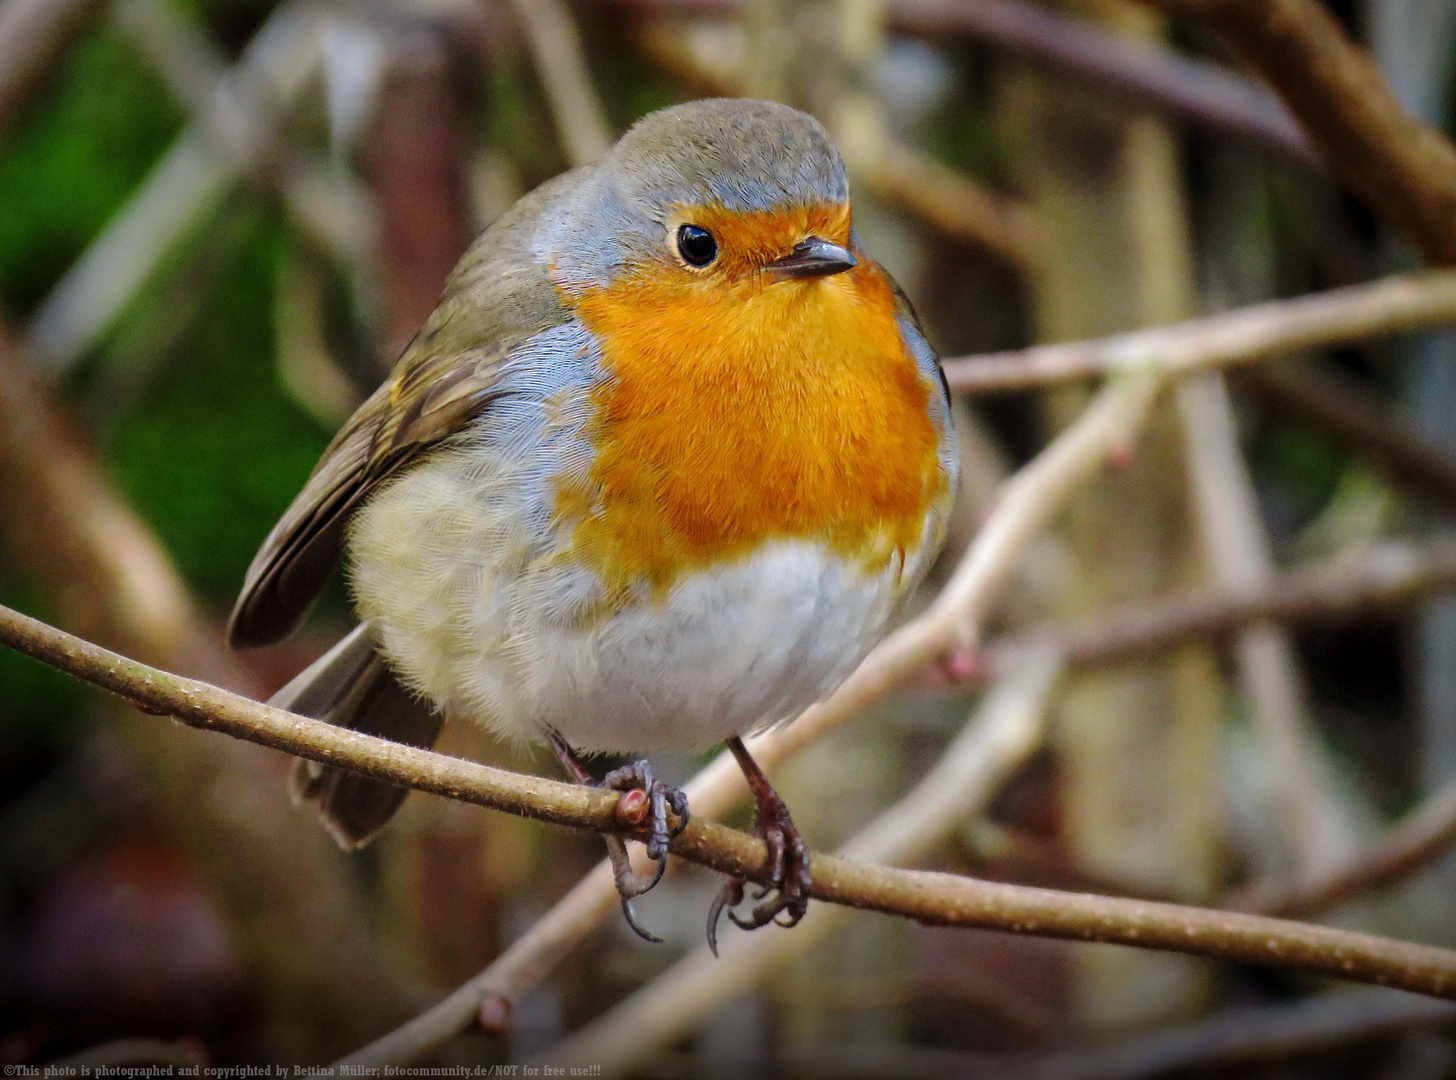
548;731;688;943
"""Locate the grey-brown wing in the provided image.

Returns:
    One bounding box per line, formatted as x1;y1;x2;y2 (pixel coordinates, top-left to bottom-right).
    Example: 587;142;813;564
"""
228;165;592;649
227;341;522;648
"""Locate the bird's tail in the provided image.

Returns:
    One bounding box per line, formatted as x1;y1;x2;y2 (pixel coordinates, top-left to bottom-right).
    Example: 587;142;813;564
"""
271;622;443;849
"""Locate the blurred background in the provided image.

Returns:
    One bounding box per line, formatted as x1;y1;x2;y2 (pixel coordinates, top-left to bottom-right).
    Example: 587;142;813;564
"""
5;0;1456;1074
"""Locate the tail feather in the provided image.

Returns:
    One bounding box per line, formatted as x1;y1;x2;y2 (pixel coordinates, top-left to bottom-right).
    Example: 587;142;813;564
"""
272;624;443;849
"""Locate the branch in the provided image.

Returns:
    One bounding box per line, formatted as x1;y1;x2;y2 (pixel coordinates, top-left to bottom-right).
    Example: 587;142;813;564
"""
1238;778;1456;920
111;0;371;267
942;270;1456;394
6;607;1456;1016
613;0;1316;163
1236;363;1456;511
538;652;1065;1074
24;1;362;375
1177;373;1357;880
866;143;1042;270
506;0;613;167
0;0;107;137
994;988;1455;1080
0;323;417;1055
362;26;473;366
336;300;1165;1069
1144;0;1456;265
892;0;1315;164
975;539;1456;684
644;988;1456;1079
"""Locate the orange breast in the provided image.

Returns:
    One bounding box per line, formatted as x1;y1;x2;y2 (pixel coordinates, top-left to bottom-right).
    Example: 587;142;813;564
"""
554;204;946;602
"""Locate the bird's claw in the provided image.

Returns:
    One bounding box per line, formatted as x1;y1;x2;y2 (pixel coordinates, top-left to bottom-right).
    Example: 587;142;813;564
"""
548;734;689;945
706;791;811;956
598;759;688;943
601;758;690;864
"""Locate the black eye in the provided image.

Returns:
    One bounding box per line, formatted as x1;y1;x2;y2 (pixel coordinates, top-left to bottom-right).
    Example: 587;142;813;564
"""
676;224;718;267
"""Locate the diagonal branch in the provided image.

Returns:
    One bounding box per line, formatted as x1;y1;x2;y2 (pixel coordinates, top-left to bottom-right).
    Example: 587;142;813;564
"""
111;0;371;265
1238;778;1456;920
0;0;108;137
538;651;1065;1075
888;0;1315;163
25;0;369;375
612;0;1316;162
6;602;1456;1008
1236;363;1456;511
943;270;1456;394
975;539;1456;685
1143;0;1456;265
506;0;613;167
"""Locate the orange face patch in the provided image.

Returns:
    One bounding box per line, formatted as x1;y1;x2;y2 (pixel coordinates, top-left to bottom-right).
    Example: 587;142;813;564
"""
554;202;946;603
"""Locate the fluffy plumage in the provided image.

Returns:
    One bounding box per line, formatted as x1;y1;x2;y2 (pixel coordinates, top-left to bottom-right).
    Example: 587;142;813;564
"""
230;98;959;845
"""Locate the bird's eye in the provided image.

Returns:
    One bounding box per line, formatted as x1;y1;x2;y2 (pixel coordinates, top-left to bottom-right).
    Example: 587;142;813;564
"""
676;224;718;267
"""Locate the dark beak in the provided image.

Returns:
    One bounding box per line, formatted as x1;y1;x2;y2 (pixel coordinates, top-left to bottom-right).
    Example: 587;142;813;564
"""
766;236;858;281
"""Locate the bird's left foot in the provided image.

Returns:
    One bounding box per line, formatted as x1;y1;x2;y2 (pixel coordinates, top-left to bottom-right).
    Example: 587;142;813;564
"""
600;759;691;866
707;736;812;957
549;732;688;943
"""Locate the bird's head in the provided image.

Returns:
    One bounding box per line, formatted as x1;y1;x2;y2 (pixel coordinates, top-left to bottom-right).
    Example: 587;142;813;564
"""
544;98;859;299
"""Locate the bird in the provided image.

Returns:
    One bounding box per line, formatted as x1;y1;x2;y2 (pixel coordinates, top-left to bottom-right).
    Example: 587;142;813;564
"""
228;97;960;951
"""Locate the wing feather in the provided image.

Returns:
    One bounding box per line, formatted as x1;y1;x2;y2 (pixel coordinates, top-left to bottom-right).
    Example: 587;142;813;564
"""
228;342;524;647
229;165;594;648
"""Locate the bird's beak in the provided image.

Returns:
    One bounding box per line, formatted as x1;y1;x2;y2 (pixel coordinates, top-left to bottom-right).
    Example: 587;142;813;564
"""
766;237;858;281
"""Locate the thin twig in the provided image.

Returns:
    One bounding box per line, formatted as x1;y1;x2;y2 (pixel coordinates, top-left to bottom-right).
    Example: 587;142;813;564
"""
1237;363;1456;511
611;0;1316;163
537;652;1065;1076
1178;373;1357;880
868;143;1042;270
0;323;417;1055
1238;779;1456;920
111;0;371;266
0;0;108;137
24;0;363;375
642;988;1456;1080
6;606;1456;1011
889;0;1315;164
1144;0;1456;266
987;988;1456;1080
943;270;1456;394
506;0;613;167
976;539;1456;683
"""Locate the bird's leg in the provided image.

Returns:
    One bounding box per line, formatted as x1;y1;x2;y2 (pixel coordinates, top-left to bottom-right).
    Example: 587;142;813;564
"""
706;735;812;956
547;730;689;944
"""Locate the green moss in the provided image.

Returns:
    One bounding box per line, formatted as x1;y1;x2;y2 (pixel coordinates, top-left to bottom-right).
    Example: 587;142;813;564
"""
106;214;331;601
1258;423;1347;523
482;64;568;185
0;28;183;314
0;582;90;749
918;61;1008;190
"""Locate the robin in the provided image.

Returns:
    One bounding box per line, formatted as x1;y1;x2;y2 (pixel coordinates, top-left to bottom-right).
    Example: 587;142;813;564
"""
229;98;959;950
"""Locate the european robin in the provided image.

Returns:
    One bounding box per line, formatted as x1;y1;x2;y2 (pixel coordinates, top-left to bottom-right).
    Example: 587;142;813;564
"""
230;98;960;949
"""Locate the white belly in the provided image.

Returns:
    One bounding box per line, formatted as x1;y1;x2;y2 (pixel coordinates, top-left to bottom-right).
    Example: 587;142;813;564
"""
347;451;911;753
